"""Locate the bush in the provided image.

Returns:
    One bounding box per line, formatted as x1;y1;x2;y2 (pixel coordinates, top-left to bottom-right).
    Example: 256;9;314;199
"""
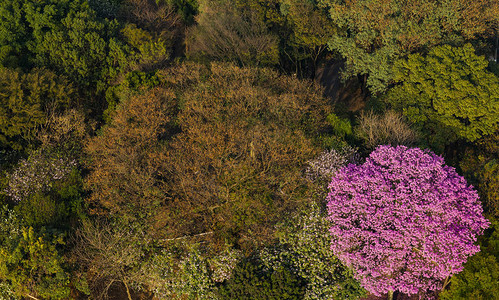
305;146;358;184
460;132;499;217
6;150;77;203
218;258;306;300
355;110;419;149
186;0;279;67
260;202;366;300
440;218;499;299
0;207;71;299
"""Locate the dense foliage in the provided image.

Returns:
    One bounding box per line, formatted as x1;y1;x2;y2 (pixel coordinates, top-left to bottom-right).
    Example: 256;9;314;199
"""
384;44;499;150
318;0;499;93
327;145;489;296
0;0;496;298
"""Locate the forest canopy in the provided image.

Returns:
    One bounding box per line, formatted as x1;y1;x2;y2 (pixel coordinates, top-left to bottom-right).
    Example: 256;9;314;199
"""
0;0;497;299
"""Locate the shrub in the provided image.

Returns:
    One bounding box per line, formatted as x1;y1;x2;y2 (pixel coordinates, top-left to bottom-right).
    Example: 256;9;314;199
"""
327;145;489;296
218;258;306;300
355;110;419;149
260;202;366;300
440;218;499;299
186;0;279;67
305;146;358;184
6;150;77;203
0;207;71;300
460;132;499;217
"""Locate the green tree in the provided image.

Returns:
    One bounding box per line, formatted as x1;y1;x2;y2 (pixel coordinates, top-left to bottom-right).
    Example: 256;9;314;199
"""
0;67;74;151
318;0;499;93
460;131;499;217
0;207;71;299
383;44;499;151
440;218;499;300
259;202;366;299
279;0;336;74
0;0;130;102
218;258;306;300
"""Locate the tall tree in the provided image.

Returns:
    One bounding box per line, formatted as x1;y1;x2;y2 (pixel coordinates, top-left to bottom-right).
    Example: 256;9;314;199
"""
383;44;499;151
327;145;489;298
318;0;499;93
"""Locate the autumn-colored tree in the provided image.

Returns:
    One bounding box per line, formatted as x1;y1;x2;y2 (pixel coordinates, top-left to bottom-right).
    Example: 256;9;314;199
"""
85;88;176;220
160;62;331;249
318;0;499;93
86;62;333;250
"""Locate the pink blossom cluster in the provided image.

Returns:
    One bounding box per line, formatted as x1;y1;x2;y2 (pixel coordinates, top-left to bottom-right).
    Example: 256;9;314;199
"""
326;145;489;296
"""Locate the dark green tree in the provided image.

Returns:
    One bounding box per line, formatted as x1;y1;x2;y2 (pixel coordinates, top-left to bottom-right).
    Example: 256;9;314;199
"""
218;258;306;300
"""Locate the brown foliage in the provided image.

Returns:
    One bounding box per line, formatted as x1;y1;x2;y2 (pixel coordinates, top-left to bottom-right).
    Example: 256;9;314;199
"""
121;0;182;35
72;219;150;300
355;110;419;149
85;62;332;250
85;88;177;218
160;63;330;248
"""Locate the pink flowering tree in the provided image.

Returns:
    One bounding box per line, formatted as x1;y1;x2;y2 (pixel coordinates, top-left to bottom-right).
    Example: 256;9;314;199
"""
326;145;489;299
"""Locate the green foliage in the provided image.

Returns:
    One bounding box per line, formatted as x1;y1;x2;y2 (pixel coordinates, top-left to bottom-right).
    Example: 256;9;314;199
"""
460;132;499;217
318;0;499;93
326;114;352;138
260;202;366;299
6;148;85;228
171;0;199;24
0;67;74;151
383;44;499;151
218;258;306;300
121;23;171;70
140;245;241;299
0;0;131;99
440;218;499;299
0;207;70;299
279;0;335;72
